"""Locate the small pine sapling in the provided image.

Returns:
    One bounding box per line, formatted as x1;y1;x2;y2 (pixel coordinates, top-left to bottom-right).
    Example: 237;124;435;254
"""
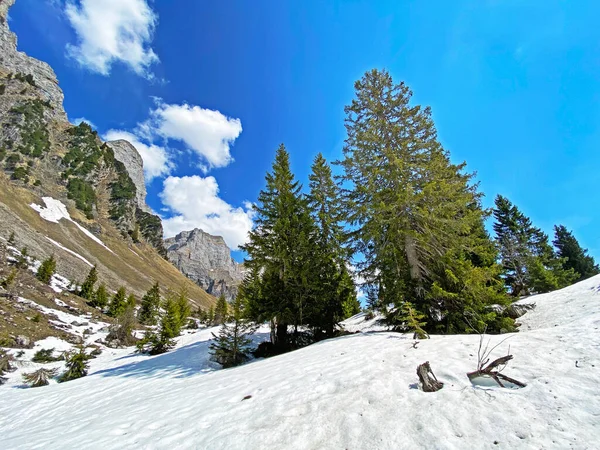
7;231;16;246
107;287;127;317
16;247;30;269
79;265;97;300
138;282;161;325
59;347;90;382
22;367;58;387
32;348;62;363
401;302;429;339
36;254;56;284
91;283;108;309
209;296;256;368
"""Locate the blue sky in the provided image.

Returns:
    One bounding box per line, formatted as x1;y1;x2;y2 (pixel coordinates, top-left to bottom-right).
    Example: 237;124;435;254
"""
9;0;600;260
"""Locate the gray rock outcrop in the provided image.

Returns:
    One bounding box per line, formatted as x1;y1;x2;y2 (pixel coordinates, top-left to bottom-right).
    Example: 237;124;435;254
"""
165;229;245;301
0;0;66;119
106;140;151;213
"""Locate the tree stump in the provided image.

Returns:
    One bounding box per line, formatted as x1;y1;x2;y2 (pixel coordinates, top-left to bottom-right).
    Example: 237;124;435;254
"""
417;361;444;392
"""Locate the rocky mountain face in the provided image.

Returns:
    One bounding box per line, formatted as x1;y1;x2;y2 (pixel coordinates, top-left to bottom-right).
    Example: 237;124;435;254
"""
0;0;216;332
165;229;245;301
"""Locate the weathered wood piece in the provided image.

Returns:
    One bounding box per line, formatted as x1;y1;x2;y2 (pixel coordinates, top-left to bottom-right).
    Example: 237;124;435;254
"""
417;361;444;392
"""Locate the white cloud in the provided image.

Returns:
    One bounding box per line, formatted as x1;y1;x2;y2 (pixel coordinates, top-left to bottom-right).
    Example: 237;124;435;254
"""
104;129;173;182
65;0;158;77
146;102;242;171
160;175;254;250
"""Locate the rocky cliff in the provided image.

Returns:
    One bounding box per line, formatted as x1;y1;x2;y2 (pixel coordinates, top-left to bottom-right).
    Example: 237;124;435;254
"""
165;229;245;301
106;140;150;214
0;0;65;119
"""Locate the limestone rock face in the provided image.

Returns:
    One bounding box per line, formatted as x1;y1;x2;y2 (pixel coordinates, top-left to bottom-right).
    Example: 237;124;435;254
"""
165;229;245;301
0;0;66;119
106;140;151;213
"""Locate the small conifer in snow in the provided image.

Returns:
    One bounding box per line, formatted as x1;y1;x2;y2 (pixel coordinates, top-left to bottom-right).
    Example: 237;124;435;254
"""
79;265;97;300
138;282;161;325
214;294;229;325
209;295;255;368
22;367;57;387
90;283;108;309
59;347;90;382
108;287;127;317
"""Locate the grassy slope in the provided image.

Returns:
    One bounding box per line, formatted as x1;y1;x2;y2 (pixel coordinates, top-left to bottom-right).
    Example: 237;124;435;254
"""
0;175;215;309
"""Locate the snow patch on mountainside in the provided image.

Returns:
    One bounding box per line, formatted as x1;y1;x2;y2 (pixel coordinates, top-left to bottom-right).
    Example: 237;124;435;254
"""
30;197;114;253
1;276;599;449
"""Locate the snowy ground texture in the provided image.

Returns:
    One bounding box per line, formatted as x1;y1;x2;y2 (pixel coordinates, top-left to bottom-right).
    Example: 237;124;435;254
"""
1;276;599;449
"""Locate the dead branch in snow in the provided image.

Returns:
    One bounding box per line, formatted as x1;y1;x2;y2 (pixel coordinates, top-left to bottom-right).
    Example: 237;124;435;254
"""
417;361;444;392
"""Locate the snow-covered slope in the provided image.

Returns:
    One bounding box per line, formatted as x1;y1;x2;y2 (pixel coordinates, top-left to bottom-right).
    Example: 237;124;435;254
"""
2;276;600;449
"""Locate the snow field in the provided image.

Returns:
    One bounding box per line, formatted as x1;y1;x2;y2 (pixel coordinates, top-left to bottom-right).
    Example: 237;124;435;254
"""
0;275;599;449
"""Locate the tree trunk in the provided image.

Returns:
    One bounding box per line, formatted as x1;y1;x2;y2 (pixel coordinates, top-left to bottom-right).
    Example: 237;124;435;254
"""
276;322;288;349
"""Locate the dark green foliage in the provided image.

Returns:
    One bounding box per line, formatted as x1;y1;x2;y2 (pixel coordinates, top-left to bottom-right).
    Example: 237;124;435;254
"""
7;232;16;246
214;294;229;325
553;225;599;282
126;293;137;309
137;293;185;355
135;209;167;256
11;166;29;182
339;69;509;333
22;367;58;387
14;72;36;86
9;100;49;157
0;84;5;95
5;153;20;170
173;288;191;330
36;255;56;284
241;145;319;350
79;265;97;300
66;177;96;219
109;160;136;221
138;282;161;325
33;179;42;187
32;348;62;363
59;347;90;382
63;122;102;177
90;283;108;308
0;147;6;160
493;196;576;296
108;287;127;317
210;295;255;368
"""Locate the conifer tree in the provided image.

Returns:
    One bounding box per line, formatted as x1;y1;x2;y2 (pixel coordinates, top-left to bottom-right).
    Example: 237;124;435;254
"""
208;305;215;325
173;288;191;330
241;144;318;348
306;153;357;337
16;247;30;269
79;265;97;300
22;367;58;387
339;69;508;333
108;287;127;317
209;295;255;368
493;196;576;296
7;231;16;246
91;283;108;309
214;294;229;325
36;255;56;284
553;225;599;282
59;347;90;382
126;293;137;309
138;282;161;325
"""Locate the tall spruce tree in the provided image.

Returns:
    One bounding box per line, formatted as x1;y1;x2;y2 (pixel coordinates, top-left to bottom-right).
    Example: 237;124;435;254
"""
138;282;161;325
92;283;108;309
306;153;357;337
493;196;576;296
339;69;508;333
553;225;599;282
79;265;97;300
241;144;318;348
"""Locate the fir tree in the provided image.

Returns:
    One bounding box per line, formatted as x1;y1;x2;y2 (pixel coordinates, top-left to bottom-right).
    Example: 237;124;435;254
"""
107;287;127;317
493;196;576;296
553;225;599;282
209;295;255;368
138;282;161;325
79;265;97;300
22;367;58;387
214;294;229;325
91;283;108;309
339;69;508;333
208;305;215;325
173;288;191;330
241;144;318;349
126;293;137;309
137;295;182;354
36;255;56;284
7;231;16;246
59;347;90;382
